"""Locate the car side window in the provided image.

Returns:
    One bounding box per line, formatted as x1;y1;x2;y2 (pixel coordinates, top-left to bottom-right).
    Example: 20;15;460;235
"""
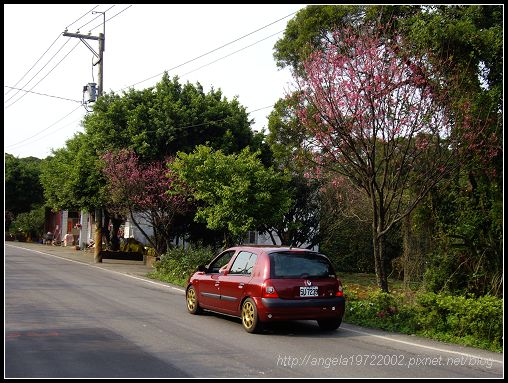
208;250;236;273
229;251;258;275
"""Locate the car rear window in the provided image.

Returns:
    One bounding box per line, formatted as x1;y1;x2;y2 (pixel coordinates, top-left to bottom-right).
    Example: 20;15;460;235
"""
269;251;335;279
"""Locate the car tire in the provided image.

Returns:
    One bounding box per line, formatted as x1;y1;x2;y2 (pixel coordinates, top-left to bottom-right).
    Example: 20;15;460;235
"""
317;317;342;331
186;285;202;315
241;298;262;333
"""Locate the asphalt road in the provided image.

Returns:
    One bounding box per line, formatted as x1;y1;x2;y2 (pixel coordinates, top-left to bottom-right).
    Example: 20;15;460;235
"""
5;244;503;378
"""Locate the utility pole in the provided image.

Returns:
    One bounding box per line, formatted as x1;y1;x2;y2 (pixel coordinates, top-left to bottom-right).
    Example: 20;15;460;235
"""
63;12;105;263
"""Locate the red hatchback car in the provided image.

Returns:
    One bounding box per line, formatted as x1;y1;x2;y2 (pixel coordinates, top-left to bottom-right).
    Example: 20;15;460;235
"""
186;246;345;333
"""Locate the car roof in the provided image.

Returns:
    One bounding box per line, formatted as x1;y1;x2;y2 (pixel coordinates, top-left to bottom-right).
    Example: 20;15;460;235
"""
228;245;316;254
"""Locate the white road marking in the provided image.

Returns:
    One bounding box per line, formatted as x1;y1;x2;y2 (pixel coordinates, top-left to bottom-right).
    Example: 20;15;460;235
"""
341;327;503;364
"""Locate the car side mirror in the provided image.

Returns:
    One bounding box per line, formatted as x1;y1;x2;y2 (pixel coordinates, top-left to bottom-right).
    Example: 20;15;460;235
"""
197;265;207;273
219;265;228;276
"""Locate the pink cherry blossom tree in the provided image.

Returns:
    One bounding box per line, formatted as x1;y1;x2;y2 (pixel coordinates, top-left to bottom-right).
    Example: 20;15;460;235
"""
102;149;191;255
291;25;492;292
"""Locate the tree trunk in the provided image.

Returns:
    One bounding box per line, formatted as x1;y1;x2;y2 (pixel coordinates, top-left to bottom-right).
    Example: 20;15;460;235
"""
276;229;290;246
110;216;123;251
372;206;389;292
102;209;112;250
373;231;389;292
402;211;430;290
270;231;278;246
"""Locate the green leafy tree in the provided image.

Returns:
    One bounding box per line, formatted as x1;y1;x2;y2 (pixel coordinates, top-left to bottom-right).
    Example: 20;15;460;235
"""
260;175;321;248
274;5;422;74
5;154;45;228
40;132;114;256
9;205;46;241
40;133;106;212
169;145;293;245
398;5;503;296
423;172;503;296
266;98;322;248
83;73;260;160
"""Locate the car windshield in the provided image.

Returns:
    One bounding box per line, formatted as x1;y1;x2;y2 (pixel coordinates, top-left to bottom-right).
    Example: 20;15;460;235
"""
269;251;335;279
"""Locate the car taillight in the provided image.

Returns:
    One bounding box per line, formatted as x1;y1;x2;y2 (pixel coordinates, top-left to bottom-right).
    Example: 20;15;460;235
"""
262;280;279;298
336;284;344;297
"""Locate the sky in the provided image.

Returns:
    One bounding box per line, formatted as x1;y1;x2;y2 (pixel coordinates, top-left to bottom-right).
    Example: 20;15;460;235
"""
4;4;306;159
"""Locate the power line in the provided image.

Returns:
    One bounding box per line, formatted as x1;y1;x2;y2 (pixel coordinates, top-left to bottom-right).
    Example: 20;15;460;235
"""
5;6;132;155
123;11;297;91
5;5;100;98
77;4;115;31
4;6;134;153
5;40;81;109
89;5;133;32
66;5;99;29
116;31;286;132
5;104;83;149
4;38;71;104
4;34;61;97
13;5;128;108
249;105;274;114
4;86;81;103
18;116;86;150
181;30;284;78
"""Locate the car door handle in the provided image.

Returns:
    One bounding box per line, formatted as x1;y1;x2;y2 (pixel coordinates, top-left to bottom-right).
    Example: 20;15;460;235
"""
238;282;244;288
215;282;220;287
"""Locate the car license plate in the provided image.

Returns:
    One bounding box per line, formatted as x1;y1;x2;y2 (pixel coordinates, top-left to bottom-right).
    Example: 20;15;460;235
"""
300;286;318;297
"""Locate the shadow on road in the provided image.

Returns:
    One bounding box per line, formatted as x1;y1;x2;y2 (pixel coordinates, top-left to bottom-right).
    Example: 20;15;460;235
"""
200;310;358;338
5;327;191;378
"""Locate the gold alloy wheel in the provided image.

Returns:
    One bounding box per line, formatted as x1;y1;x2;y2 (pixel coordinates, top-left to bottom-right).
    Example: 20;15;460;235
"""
242;300;255;329
187;287;197;312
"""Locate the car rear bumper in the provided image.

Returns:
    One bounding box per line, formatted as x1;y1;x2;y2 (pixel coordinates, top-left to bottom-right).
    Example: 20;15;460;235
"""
256;296;345;321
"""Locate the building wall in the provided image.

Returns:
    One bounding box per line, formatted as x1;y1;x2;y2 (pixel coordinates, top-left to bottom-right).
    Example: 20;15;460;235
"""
124;214;153;245
244;230;319;251
78;211;92;248
45;210;62;241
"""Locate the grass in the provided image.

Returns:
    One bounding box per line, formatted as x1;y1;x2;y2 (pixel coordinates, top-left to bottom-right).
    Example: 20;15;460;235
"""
147;270;187;287
339;272;412;297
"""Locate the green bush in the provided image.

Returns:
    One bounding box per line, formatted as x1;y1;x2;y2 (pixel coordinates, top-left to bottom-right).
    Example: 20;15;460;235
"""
345;289;419;334
344;289;502;352
415;292;502;351
9;205;45;241
148;245;215;287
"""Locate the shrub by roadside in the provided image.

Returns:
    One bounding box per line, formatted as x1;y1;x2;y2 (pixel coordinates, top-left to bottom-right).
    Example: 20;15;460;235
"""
344;288;502;353
147;245;215;287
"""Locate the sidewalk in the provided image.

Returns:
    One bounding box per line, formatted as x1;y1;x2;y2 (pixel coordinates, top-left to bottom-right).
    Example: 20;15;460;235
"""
7;241;155;279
